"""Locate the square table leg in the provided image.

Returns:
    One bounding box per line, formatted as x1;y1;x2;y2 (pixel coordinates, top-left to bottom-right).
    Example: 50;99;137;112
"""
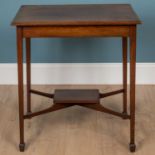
17;27;25;152
26;38;31;114
129;26;136;152
122;37;128;118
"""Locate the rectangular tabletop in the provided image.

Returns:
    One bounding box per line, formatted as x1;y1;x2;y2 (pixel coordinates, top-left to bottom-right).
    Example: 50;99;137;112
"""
11;4;141;26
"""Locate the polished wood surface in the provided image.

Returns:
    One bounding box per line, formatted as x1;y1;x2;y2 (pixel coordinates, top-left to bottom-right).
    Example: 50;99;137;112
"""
16;27;25;151
129;26;137;151
23;88;129;120
54;89;100;104
11;4;141;26
22;26;130;38
11;4;141;152
26;38;31;114
0;85;155;155
122;37;128;115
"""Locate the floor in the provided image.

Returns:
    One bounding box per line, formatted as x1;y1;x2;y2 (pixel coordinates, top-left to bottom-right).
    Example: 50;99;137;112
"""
0;85;155;155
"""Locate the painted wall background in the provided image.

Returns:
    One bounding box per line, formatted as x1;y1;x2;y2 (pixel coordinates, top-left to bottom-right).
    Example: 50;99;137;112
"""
0;0;154;63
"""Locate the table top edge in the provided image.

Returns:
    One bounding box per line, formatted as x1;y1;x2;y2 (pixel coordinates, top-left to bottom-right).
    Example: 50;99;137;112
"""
11;4;142;26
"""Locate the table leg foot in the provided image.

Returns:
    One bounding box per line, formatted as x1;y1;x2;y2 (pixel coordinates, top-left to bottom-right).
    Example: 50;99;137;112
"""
129;143;136;152
122;111;129;119
19;143;25;152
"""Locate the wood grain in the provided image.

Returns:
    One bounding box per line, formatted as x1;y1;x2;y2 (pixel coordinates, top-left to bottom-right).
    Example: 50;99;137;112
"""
11;4;141;26
11;4;141;152
23;26;130;38
0;85;155;155
54;89;99;104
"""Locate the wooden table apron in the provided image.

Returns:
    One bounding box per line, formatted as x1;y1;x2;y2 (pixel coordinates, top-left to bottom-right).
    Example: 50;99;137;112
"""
16;24;136;151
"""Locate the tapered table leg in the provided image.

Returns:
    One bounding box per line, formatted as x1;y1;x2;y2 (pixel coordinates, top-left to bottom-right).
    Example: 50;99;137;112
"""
122;37;128;118
17;27;25;152
129;26;136;152
26;38;31;114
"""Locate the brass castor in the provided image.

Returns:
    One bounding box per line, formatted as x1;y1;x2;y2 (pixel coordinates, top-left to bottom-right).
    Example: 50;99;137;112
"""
122;111;128;119
129;143;136;152
19;143;25;152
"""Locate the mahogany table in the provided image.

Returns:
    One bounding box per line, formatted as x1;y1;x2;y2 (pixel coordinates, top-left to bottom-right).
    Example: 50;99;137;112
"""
11;4;141;152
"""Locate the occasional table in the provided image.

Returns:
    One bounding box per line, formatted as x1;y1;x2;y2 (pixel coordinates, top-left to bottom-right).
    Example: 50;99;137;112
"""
11;4;141;152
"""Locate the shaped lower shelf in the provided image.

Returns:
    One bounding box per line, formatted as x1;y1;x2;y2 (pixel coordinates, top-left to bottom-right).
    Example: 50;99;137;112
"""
54;89;100;104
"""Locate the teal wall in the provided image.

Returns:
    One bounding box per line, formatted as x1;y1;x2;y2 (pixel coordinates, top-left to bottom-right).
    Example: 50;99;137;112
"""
0;0;154;63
